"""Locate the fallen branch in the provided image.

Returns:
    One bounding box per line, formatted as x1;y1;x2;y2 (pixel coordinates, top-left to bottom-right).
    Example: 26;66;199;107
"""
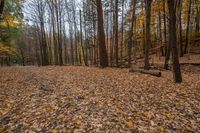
129;68;161;77
180;63;200;66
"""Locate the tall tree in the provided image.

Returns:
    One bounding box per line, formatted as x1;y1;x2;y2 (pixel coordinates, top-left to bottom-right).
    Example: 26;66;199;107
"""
167;0;182;83
144;0;152;70
184;0;192;54
115;0;119;67
0;0;5;38
0;0;5;16
163;0;167;55
177;0;183;57
128;0;136;68
120;0;125;66
96;0;109;67
80;10;88;66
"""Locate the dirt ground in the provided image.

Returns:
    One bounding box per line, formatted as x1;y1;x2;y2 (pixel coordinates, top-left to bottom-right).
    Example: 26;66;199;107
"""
0;66;199;132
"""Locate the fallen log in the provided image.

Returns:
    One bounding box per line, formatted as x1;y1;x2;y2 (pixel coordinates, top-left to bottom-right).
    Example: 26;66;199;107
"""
129;68;161;77
180;63;200;66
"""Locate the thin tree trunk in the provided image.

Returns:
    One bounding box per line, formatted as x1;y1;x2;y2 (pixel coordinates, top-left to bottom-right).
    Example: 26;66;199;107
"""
80;10;88;66
196;7;200;32
163;0;167;55
184;0;192;54
92;5;97;66
115;0;119;67
158;11;164;56
128;0;136;68
69;28;74;65
178;0;183;57
120;0;124;67
141;1;145;55
144;0;152;70
111;0;115;67
58;2;63;66
0;0;4;16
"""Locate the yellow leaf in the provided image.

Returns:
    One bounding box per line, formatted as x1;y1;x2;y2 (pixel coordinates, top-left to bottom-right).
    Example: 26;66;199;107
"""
166;113;174;120
0;125;4;133
52;129;56;133
160;126;164;132
125;119;134;128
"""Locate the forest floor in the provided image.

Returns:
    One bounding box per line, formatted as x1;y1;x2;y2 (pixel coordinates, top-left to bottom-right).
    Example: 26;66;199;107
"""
0;66;199;132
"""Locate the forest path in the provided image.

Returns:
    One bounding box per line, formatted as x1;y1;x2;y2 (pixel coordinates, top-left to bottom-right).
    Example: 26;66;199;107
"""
0;66;199;132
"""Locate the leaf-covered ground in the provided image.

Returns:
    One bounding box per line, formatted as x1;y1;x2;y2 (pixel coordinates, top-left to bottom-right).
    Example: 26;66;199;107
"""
0;66;199;133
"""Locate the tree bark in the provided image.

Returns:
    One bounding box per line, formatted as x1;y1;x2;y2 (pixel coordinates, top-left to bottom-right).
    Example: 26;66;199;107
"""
167;0;182;83
96;0;109;68
163;0;167;55
144;0;152;70
128;0;136;68
196;6;200;32
120;0;124;67
0;0;4;16
115;0;119;67
177;0;183;57
158;10;164;56
184;0;192;54
80;10;88;66
129;68;161;77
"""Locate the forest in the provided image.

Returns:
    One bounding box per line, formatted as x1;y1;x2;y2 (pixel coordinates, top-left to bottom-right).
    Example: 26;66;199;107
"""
0;0;200;132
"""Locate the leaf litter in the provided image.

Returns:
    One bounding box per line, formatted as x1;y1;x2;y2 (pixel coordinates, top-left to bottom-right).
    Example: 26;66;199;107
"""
0;66;199;132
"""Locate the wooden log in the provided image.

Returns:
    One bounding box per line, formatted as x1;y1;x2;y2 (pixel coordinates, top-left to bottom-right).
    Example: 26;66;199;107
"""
180;63;200;66
129;68;161;77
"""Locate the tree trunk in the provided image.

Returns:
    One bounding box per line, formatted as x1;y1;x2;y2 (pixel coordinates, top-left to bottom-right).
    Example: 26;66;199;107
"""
144;0;152;70
80;10;88;66
164;39;171;69
69;29;74;65
111;0;114;67
73;11;78;65
96;0;109;68
129;68;161;77
120;0;124;67
115;0;119;67
58;2;63;66
167;0;182;83
184;0;192;54
196;6;200;32
0;0;4;38
163;0;167;55
0;0;4;16
92;5;97;66
158;11;164;56
141;1;145;55
178;0;183;57
128;0;137;68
